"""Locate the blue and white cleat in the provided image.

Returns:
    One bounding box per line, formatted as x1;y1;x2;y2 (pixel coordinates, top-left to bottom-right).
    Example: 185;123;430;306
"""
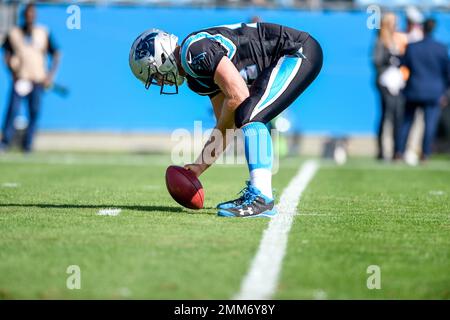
216;181;252;210
217;184;277;218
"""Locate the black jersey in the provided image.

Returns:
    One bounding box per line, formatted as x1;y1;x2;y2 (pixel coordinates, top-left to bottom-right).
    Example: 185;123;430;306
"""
179;22;310;97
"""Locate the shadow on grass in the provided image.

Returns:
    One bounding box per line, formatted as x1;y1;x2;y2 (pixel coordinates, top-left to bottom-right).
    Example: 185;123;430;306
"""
0;203;217;214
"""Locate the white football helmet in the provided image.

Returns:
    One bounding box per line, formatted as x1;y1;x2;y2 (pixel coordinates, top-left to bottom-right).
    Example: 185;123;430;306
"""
129;29;184;94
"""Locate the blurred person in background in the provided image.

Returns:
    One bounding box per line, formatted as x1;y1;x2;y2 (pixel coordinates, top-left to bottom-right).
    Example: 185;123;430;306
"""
399;5;425;163
373;12;407;160
396;18;450;162
0;3;60;153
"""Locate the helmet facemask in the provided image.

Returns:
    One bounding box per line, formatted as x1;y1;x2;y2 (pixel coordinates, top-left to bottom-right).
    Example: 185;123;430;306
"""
145;44;183;95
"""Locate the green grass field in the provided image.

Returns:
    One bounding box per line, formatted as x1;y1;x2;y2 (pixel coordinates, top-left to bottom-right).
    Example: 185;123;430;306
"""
0;152;449;299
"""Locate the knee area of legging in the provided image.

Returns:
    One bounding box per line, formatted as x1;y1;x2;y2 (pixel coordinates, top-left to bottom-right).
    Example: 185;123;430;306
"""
234;110;248;129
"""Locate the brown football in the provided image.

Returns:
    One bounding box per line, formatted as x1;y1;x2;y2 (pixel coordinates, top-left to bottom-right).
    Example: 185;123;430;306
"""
165;165;204;210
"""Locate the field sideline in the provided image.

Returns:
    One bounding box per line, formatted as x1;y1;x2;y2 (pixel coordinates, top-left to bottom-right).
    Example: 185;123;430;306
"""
0;152;449;299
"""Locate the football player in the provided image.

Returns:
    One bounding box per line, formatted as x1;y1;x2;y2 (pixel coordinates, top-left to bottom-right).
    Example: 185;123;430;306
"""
129;22;323;218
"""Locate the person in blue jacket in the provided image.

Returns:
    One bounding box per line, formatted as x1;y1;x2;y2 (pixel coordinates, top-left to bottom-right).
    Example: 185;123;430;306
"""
397;18;450;161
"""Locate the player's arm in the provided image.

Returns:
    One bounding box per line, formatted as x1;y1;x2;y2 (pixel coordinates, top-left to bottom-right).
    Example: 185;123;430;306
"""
211;92;224;120
214;56;250;114
185;57;249;177
2;36;16;79
44;33;61;88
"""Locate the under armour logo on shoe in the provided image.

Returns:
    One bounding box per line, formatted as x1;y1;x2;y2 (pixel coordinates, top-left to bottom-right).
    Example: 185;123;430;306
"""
238;207;254;216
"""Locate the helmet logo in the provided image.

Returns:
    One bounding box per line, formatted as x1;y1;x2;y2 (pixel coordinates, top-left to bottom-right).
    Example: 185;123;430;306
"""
134;32;158;60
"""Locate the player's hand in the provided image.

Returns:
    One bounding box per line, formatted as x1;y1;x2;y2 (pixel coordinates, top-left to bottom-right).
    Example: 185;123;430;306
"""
184;163;206;177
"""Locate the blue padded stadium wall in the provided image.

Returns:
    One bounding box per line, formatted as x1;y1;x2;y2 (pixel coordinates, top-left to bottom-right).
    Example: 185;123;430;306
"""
0;5;449;135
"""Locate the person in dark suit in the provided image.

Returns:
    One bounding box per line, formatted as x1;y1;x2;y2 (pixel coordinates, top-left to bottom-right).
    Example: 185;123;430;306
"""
396;18;450;161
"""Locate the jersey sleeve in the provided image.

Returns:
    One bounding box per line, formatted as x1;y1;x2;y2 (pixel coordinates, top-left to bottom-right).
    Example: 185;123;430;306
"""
182;38;227;78
186;76;221;97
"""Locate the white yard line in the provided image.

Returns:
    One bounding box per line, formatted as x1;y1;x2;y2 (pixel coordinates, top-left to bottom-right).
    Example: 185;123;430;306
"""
234;160;319;300
1;182;20;188
97;208;122;216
